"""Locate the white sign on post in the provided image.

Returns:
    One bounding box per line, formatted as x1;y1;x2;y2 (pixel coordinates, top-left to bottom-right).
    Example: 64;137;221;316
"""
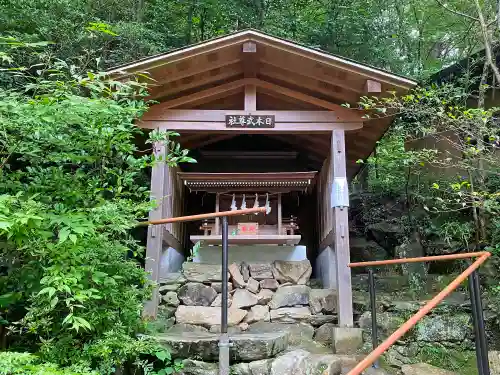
331;177;349;208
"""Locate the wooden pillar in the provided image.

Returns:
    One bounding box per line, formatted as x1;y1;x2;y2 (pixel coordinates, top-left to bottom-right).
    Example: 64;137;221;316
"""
277;193;282;235
245;84;257;111
215;193;220;235
144;139;168;318
332;129;354;327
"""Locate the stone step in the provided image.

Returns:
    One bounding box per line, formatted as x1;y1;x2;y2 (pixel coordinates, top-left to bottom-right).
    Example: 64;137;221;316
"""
153;331;289;361
178;349;345;375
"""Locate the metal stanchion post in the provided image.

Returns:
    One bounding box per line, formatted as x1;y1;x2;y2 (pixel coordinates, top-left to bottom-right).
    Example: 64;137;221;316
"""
469;270;490;375
368;268;378;368
219;216;230;375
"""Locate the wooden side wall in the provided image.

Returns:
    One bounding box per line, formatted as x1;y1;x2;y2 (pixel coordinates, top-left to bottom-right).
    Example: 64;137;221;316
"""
317;156;333;243
164;166;184;245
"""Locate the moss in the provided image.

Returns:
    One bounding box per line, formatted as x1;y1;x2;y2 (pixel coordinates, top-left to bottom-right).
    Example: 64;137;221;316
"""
417;345;478;375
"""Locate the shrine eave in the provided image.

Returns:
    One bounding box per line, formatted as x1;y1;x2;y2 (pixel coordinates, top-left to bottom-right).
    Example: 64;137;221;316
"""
177;172;317;192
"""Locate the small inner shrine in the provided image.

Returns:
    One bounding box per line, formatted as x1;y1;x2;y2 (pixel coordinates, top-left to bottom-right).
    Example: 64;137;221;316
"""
180;171;316;246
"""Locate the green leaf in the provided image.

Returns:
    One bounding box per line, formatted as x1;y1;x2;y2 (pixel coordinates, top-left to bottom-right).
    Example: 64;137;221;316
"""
58;227;70;243
155;350;171;361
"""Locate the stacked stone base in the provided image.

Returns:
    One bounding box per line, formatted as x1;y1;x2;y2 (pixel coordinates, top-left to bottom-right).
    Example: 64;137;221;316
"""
156;260;338;346
150;260;353;375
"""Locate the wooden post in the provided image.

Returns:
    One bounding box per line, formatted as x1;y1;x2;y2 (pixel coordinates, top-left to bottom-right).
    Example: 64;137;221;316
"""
144;139;168;318
332;129;354;327
215;193;220;235
277;193;282;235
244;84;257;111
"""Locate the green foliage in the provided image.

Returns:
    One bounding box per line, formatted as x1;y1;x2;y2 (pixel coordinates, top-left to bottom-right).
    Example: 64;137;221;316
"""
0;352;98;375
0;45;194;373
0;0;485;75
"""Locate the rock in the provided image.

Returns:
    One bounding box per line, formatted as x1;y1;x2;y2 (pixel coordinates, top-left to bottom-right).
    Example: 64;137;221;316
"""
249;263;274;280
167;324;209;333
241;262;250;282
332;327;363;354
260;279;279;290
367;221;405;251
269;349;310;375
269;285;310;309
179;359;218;375
268;349;341;375
244;305;270;324
256;289;274;305
175;306;247;327
489;351;500;375
232;288;259;309
270;307;312;323
163;291;180;307
159;284;181;293
157;305;176;319
415;314;471;342
247;321;314;346
229;263;246;288
210;282;233;293
306;353;342;375
309;289;337;314
395;235;427;277
272;260;312;285
160;272;187;286
314;323;335;346
308;314;336;327
359;312;406;340
210;293;232;307
401;363;458;375
385;343;419;367
247;277;260;294
155;331;289;361
349;238;389;273
146;316;175;334
231;359;271;375
239;322;249;331
178;283;217;306
209;325;241;334
182;263;226;283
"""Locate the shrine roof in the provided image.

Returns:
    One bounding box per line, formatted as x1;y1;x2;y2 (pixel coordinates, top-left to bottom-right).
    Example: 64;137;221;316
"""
177;171;317;192
108;29;417;179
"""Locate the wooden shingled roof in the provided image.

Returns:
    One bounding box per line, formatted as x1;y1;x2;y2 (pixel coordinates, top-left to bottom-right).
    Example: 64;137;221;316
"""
109;29;417;178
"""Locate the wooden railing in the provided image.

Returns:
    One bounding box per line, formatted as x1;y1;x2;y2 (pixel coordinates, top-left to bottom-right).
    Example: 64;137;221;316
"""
347;251;491;375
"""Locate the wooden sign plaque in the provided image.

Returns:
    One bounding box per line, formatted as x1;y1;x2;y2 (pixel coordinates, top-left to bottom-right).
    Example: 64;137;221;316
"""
237;222;259;235
226;115;275;128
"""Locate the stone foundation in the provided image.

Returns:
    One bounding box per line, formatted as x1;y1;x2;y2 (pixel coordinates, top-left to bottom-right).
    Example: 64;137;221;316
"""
156;260;338;341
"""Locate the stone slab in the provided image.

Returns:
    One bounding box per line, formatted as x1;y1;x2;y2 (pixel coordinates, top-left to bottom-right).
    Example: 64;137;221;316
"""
175;305;247;327
154;331;289;361
332;327;363;355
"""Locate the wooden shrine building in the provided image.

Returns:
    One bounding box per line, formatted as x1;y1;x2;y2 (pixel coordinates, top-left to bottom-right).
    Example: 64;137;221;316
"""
108;30;417;325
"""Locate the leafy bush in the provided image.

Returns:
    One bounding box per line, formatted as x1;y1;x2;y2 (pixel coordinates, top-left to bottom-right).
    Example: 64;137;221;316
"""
0;352;97;375
0;47;194;372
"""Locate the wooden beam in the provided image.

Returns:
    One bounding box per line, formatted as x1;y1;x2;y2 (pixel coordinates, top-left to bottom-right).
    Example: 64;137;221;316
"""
244;84;257;111
259;61;360;103
144;140;168;318
159;79;249;109
149;62;243;100
150;47;242;85
248;78;363;121
365;79;382;93
139;120;362;132
331;129;354;327
143;109;363;124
